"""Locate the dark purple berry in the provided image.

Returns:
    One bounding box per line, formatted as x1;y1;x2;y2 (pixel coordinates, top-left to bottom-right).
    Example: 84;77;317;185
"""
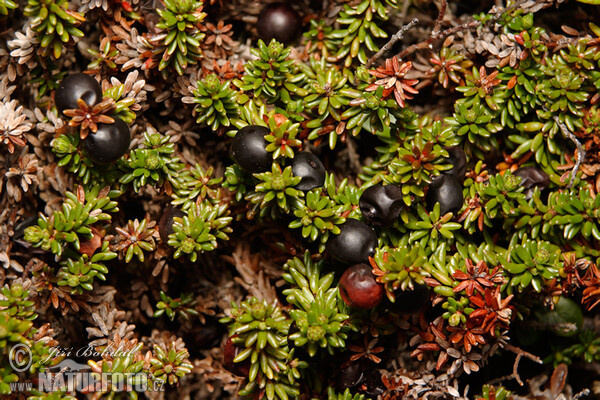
339;264;384;309
83;118;130;164
514;166;550;200
426;175;463;216
327;219;377;265
55;73;103;114
223;336;251;377
291;152;326;191
442;146;467;181
257;3;302;44
158;206;185;243
231;125;272;173
359;184;403;227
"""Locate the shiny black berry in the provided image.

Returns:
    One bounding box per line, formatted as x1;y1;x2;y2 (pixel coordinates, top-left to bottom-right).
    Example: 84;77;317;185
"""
257;3;302;44
514;166;550;200
83;118;130;164
291;152;326;191
339;264;384;309
336;361;367;390
442;146;467;181
55;73;103;114
158;206;185;243
327;219;377;265
426;175;463;216
231;125;272;173
359;184;403;227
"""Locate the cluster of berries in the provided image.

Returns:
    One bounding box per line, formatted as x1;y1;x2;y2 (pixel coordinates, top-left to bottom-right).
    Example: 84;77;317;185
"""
55;74;130;163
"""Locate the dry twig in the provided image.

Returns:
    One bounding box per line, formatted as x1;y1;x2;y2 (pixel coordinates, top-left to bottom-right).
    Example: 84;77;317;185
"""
553;115;586;188
501;342;543;386
431;0;448;37
366;18;419;68
395;0;534;60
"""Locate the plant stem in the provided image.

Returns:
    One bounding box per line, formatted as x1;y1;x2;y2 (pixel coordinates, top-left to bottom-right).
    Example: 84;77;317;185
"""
366;18;419;68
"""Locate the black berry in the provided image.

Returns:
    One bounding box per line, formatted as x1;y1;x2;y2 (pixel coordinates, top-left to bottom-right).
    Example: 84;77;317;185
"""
361;369;385;397
291;152;326;191
359;184;403;227
83;118;130;164
514;166;550;200
336;361;367;390
339;264;384;309
327;219;377;265
257;3;302;44
231;125;272;173
442;146;467;181
425;175;463;216
55;73;103;114
390;284;430;314
158;206;185;243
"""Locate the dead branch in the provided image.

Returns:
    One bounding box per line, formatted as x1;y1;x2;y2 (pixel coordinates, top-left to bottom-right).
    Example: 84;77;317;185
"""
501;342;543;386
396;21;481;60
366;18;419;68
431;0;448;38
396;0;535;60
553;115;586;188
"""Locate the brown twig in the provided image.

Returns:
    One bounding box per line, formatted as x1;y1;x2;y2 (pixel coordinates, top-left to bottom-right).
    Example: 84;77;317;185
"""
501;342;543;386
431;0;448;38
486;374;514;385
486;373;519;386
366;18;419;68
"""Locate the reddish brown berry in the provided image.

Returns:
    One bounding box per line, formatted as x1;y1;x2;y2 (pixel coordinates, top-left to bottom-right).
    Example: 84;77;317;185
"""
339;264;384;309
223;336;251;377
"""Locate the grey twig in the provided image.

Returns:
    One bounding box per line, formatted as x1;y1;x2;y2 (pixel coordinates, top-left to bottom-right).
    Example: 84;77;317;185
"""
395;0;540;60
395;20;480;59
365;18;419;68
573;389;591;400
553;115;585;188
